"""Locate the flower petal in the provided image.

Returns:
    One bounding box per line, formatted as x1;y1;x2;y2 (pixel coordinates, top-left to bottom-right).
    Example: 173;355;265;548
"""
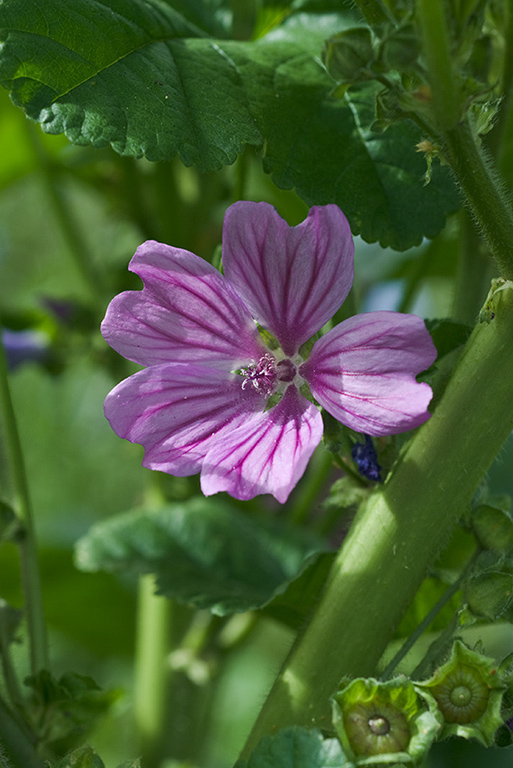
222;202;354;356
301;311;437;435
103;363;265;475
101;240;265;368
200;385;323;503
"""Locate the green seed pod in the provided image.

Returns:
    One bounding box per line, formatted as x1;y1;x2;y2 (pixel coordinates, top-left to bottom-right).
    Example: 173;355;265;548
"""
332;677;442;764
416;640;505;746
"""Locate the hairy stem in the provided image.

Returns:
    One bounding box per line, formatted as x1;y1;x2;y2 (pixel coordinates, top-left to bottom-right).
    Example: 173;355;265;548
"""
443;120;513;280
0;337;48;675
239;280;513;757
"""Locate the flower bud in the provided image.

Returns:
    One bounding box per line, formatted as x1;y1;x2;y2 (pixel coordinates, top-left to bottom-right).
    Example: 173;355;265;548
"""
323;28;374;84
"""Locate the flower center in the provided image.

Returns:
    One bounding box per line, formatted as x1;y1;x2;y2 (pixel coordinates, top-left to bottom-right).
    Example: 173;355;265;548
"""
239;354;298;396
240;354;277;396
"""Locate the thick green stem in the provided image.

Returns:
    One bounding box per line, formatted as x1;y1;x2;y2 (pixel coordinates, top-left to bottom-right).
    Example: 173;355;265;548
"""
452;212;495;324
380;548;479;680
240;280;513;757
0;337;48;675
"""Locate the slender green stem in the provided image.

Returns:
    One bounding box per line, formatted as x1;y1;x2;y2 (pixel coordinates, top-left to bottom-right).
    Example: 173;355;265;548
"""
0;337;48;675
380;548;479;680
352;0;395;26
416;0;460;130
410;613;459;681
487;0;513;164
0;695;44;768
443;120;513;280
239;280;513;757
133;574;171;768
0;622;24;710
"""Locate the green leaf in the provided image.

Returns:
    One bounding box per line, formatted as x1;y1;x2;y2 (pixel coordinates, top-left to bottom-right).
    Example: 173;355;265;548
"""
264;552;335;629
115;761;142;768
75;498;329;614
424;319;473;360
261;65;460;250
0;0;459;247
0;0;262;171
54;745;105;768
237;726;353;768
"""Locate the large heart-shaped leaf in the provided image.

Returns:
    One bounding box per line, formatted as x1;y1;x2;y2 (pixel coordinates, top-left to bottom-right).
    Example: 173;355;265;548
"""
0;0;459;247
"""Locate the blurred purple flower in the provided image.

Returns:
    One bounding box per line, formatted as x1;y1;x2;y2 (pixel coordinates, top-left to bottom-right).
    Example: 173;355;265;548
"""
101;202;436;502
2;328;48;371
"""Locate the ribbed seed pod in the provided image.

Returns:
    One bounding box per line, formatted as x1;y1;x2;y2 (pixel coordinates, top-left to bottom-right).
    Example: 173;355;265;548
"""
332;676;442;764
343;698;410;756
415;640;506;746
430;663;489;723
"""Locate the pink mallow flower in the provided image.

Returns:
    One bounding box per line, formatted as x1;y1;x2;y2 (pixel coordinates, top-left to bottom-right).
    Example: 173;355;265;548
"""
101;202;437;503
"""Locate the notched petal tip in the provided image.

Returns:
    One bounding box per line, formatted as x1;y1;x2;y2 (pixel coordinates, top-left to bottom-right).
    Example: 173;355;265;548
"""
222;201;355;356
101;239;265;368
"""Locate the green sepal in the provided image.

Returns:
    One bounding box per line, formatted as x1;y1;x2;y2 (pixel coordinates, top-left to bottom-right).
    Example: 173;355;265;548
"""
415;640;505;746
332;677;442;764
495;653;513;747
236;725;354;768
257;324;280;351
